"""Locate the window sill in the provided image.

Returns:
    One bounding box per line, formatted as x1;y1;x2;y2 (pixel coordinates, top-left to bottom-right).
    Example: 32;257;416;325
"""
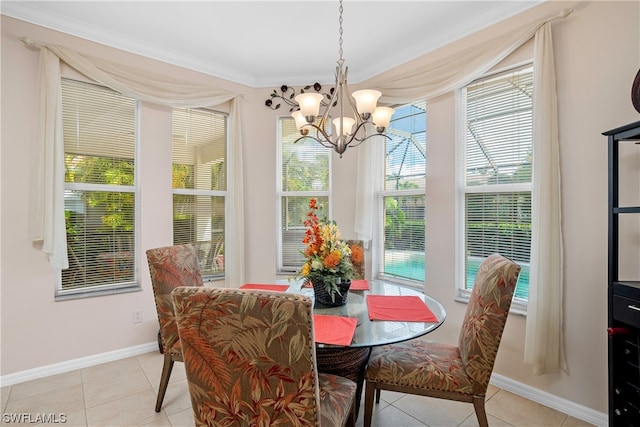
55;284;142;301
276;269;298;276
203;277;225;287
202;273;224;282
376;274;424;289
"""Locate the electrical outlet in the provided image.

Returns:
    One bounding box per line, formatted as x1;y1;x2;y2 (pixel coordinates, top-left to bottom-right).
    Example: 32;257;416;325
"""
133;309;143;324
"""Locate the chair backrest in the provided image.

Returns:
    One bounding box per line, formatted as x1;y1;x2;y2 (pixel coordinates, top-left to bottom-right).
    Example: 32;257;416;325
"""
146;244;204;355
172;287;322;426
458;253;521;394
347;239;365;280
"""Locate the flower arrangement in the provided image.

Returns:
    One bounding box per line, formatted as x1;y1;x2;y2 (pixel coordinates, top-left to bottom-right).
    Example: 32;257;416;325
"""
349;241;364;279
298;198;356;303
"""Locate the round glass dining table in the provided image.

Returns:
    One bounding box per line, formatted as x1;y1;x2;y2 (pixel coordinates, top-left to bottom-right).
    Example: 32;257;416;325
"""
282;278;447;347
315;280;445;347
281;278;446;415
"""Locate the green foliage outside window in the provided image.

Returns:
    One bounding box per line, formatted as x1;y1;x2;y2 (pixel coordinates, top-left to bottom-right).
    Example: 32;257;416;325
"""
65;154;135;232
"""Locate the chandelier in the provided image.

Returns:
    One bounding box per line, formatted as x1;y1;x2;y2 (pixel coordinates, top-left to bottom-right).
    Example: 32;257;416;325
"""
266;0;394;158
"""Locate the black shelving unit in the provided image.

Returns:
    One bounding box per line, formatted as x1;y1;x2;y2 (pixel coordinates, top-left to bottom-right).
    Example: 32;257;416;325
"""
603;121;640;426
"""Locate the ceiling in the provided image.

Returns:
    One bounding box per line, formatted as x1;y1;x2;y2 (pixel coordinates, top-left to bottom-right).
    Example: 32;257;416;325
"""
2;1;543;88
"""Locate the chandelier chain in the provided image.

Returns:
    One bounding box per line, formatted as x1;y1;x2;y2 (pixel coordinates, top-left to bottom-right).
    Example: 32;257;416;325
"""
338;0;344;62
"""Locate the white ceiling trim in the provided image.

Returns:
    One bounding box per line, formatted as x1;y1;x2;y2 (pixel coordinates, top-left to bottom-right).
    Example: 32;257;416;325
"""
2;1;543;88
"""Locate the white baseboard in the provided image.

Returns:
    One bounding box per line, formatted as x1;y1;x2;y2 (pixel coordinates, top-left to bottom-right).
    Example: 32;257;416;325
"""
490;373;607;427
0;341;158;387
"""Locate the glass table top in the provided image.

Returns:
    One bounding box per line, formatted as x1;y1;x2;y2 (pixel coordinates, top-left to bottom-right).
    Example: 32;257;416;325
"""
283;279;446;348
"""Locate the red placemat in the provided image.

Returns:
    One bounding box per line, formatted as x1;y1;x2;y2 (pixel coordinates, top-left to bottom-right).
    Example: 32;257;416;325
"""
366;295;438;322
239;284;289;292
313;314;358;346
349;279;370;290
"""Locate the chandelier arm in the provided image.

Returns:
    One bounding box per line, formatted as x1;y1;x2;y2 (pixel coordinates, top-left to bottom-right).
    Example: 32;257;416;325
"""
352;122;371;142
301;123;336;147
320;66;342;128
346;132;393;149
294;134;338;150
351;120;394;143
341;71;362;124
338;66;345;115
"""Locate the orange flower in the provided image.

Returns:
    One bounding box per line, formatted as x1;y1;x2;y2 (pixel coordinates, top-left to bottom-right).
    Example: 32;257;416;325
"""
350;244;364;265
322;250;341;268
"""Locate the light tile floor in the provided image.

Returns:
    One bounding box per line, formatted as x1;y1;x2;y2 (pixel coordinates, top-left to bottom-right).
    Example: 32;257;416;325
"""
1;351;595;426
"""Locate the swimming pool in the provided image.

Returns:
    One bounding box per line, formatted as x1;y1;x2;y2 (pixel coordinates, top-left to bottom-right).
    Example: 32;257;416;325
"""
384;253;530;300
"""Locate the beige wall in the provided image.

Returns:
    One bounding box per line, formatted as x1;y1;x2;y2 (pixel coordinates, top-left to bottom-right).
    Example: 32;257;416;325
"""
2;1;639;417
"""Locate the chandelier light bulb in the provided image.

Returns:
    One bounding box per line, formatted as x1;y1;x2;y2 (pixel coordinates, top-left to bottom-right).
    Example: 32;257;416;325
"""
372;106;395;131
352;90;382;117
295;93;323;121
333;117;355;136
291;110;308;131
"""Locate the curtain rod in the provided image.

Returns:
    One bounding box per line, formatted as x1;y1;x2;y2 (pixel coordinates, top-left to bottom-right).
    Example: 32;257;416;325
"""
18;36;43;50
554;8;573;21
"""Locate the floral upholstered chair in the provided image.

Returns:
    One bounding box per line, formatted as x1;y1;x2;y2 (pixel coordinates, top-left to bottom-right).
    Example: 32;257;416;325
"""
363;253;521;427
146;244;204;412
172;287;357;427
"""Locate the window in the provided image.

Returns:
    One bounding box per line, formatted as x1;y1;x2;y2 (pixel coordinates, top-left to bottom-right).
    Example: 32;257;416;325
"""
458;64;533;304
172;108;227;279
277;117;331;273
378;101;427;283
61;79;138;297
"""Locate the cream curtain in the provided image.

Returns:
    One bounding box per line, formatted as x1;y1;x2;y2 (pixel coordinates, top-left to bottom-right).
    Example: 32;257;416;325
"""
354;133;384;247
225;99;245;287
24;39;245;287
524;22;567;375
355;10;570;374
28;48;68;269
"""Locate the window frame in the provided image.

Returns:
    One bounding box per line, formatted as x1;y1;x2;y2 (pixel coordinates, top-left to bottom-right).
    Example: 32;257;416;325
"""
276;115;332;275
57;78;141;300
171;107;228;282
375;101;427;287
455;63;533;314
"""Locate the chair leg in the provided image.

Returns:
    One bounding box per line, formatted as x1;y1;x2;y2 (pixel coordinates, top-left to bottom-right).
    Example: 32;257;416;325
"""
472;396;489;427
375;388;381;403
363;381;376;427
155;354;174;412
345;397;357;427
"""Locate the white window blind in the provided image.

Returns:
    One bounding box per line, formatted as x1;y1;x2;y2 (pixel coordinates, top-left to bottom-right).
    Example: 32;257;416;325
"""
172;108;227;278
61;78;138;295
278;117;331;273
379;101;426;283
460;64;532;301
